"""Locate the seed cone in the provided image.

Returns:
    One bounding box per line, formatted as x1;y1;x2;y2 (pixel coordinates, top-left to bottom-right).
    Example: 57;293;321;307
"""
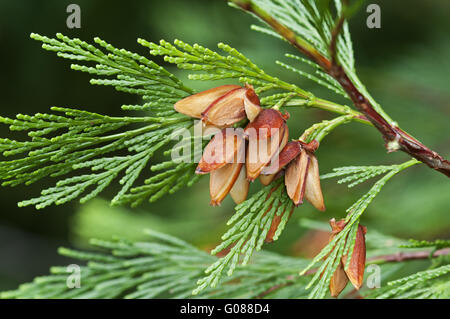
304;153;325;211
174;85;240;118
196;128;245;174
246;126;288;181
200;129;246;206
280;139;325;210
246;127;289;181
177;85;330;207
175;84;261;127
328;218;367;296
342;224;367;290
229;165;249;204
243;84;261;122
202;87;247;127
245;109;289;181
209;161;243;206
244;109;288;139
285;148;310;206
329;262;349;297
262;141;302;175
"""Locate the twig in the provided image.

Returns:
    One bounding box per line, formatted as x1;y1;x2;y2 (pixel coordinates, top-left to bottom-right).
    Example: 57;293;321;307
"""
367;247;450;264
256;248;450;298
229;0;450;177
256;275;295;298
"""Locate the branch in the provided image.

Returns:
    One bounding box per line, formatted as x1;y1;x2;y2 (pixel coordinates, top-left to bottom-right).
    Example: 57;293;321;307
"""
255;275;295;298
258;248;450;298
229;0;450;177
367;248;450;264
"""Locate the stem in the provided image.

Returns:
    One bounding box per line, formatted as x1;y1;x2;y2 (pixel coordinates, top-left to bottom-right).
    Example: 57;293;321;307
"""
300;114;354;143
229;0;450;177
257;247;450;298
285;98;370;125
367;248;450;265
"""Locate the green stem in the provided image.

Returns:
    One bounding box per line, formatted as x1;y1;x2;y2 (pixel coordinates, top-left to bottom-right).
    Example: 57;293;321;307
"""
285;98;370;125
300;114;354;143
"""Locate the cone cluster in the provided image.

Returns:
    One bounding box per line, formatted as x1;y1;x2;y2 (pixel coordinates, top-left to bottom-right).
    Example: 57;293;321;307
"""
174;85;325;210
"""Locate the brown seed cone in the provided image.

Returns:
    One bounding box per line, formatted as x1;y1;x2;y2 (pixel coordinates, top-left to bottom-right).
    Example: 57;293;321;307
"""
272;139;325;210
262;141;302;175
329;262;350;297
208;136;246;206
285;148;310;206
174;85;241;118
201;87;247;127
244;109;288;140
342;224;367;290
229;164;249;204
246;123;289;181
196;128;245;174
243;84;261;122
209;161;244;206
304;153;325;211
328;219;367;294
328;218;349;297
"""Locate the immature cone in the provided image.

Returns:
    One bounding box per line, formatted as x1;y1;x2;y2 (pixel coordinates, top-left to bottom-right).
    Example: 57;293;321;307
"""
245;109;289;181
328;218;367;297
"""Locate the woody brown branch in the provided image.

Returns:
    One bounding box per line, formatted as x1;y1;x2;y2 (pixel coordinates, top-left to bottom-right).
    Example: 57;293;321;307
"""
255;248;450;298
367;247;450;264
230;0;450;177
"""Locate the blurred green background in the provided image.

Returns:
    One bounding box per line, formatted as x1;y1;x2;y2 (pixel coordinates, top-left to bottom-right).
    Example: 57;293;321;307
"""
0;0;449;291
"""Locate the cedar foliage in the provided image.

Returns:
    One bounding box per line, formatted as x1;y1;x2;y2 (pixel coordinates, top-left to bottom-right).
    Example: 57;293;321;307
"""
0;0;448;299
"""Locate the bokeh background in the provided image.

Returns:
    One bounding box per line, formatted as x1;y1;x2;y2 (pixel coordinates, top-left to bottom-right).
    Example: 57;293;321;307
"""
0;0;449;291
